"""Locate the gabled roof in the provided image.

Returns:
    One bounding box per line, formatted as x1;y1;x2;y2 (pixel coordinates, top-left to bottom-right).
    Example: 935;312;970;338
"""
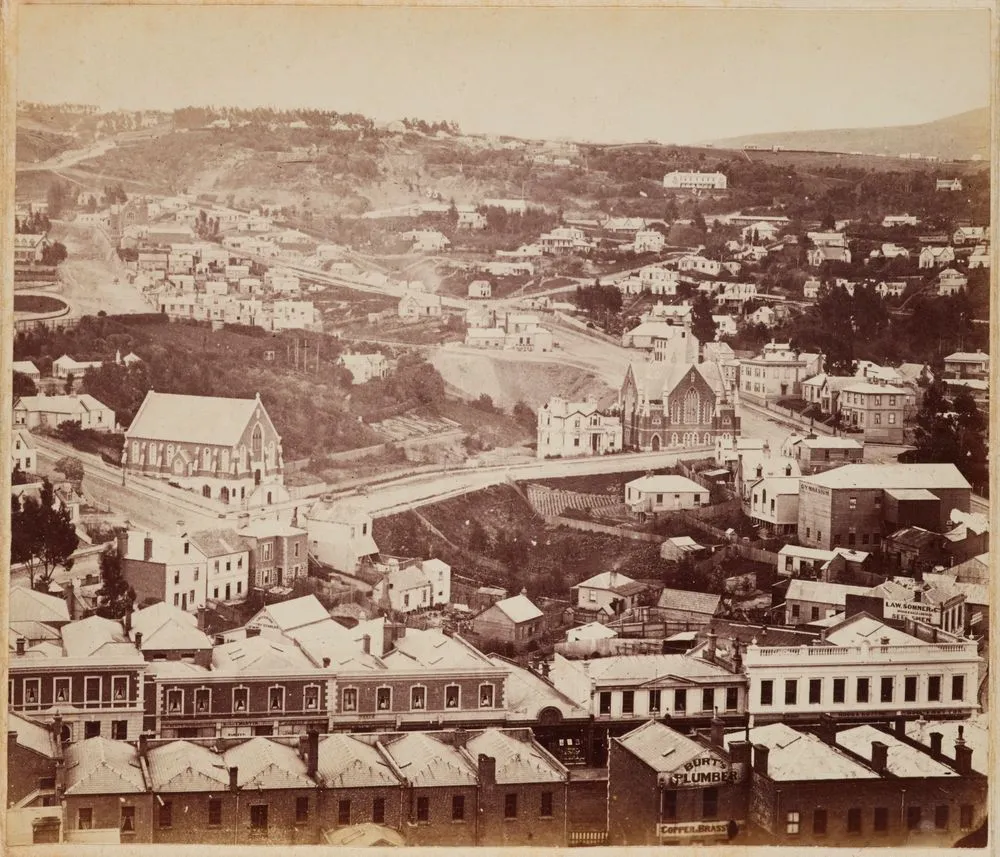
656;587;722;617
575;571;637;593
627;475;705;494
488;594;544;624
212;635;317;674
145;741;231;791
785;579;871;605
14;394;112;414
9;585;70;625
383;629;493;670
60;615;129;658
131;603;212;651
381;732;476;787
188;529;250;558
626;360;725;401
836;725;956;778
726;724;876;781
8;712;58;759
316;734;400;788
802;463;970;491
64;738;147;795
906;717;989;774
823;613;925;647
616;720;707;773
465;729;565;784
247;594;330;633
126;391;271;446
223;738;314;789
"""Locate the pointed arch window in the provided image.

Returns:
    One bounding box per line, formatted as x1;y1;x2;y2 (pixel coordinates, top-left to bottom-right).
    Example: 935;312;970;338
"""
251;425;263;458
684;388;700;424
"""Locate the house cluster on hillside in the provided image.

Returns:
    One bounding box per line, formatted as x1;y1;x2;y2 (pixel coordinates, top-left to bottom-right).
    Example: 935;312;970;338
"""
464;306;554;352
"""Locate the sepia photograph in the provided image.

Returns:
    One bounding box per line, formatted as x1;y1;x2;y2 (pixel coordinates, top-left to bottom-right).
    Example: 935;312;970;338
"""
3;2;995;852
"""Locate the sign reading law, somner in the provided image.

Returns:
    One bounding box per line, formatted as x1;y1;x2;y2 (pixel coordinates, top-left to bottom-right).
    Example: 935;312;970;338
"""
667;753;742;788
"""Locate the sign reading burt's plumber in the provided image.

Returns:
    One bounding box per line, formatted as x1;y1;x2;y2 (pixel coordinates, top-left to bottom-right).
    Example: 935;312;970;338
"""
667;752;743;788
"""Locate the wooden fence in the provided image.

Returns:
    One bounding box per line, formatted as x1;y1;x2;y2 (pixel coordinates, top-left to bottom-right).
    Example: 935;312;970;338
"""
548;516;664;543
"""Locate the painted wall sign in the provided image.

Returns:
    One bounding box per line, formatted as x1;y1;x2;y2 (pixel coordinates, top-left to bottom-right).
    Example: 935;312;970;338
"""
666;754;741;788
657;820;735;839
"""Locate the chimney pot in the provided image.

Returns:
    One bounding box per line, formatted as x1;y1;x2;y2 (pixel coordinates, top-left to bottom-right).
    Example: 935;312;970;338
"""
15;637;26;656
134;631;143;649
322;657;331;668
361;634;371;655
229;766;239;793
143;534;153;562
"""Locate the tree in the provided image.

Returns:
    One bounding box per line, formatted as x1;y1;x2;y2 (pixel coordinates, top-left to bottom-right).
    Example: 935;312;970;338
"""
911;382;988;492
820;212;836;231
11;463;32;485
63;371;76;394
511;401;537;431
46;180;70;219
691;294;717;345
10;479;79;590
95;544;136;620
41;241;68;266
13;371;37;398
54;456;85;491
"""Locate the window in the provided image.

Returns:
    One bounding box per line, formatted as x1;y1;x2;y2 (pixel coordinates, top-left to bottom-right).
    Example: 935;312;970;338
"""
873;413;881;425
54;677;70;703
268;687;285;711
621;690;635;715
856;678;870;703
112;676;128;701
189;590;195;604
373;797;386;825
809;679;822;704
195;688;210;713
849;496;857;510
250;804;268;832
790;603;800;620
84;721;101;739
935;805;949;830
811;606;820;621
85;676;101;702
881;677;894;703
674;689;687;712
111;720;128;740
159;801;173;829
377;687;392;711
233;688;249;712
445;685;460;709
78;808;93;830
847;807;862;834
174;594;180;606
874;807;888;833
725;687;739;711
599;691;612;715
540;791;554;819
174;571;180;585
662;789;678;820
342;688;358;712
813;809;827;836
194;568;199;581
504;793;518;819
702;787;719;820
336;799;350;826
952;675;965;700
416;796;429;823
784;680;797;706
786;811;800;835
906;806;921;831
928;676;941;701
960;805;974;830
759;680;773;706
451;794;466;822
304;686;319;711
903;675;918;702
410;686;426;710
167;689;183;713
208;798;222;827
24;678;40;706
120;806;135;833
649;689;662;712
702;688;714;712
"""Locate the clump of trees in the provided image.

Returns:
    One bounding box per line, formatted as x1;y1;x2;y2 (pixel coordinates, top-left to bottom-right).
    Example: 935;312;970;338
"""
11;479;79;591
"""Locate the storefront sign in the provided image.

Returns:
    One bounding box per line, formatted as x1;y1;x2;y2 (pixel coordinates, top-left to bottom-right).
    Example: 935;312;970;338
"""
657;821;734;839
883;599;940;625
667;754;741;788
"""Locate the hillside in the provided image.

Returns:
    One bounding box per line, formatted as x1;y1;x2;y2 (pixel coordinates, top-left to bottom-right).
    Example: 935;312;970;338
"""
706;107;989;161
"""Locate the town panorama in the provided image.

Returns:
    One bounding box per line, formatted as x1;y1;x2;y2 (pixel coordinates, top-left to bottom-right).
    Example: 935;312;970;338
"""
8;101;991;849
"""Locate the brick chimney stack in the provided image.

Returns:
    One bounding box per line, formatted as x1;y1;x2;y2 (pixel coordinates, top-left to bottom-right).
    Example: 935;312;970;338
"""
306;729;319;777
929;732;943;756
752;744;769;776
870;741;888;774
229;766;239;793
953;726;973;775
478;753;497;786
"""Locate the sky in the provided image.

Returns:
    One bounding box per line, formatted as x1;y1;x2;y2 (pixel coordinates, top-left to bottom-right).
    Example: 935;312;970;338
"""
16;5;993;144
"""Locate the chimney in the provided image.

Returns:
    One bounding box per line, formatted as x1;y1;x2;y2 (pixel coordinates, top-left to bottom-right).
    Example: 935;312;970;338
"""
361;634;371;655
929;732;943;756
138;733;149;759
52;713;63;744
306;729;319;777
817;713;837;745
322;657;331;668
728;739;751;772
710;709;725;748
953;729;973;775
134;631;143;650
870;741;889;775
732;640;743;672
453;728;468;749
15;637;26;656
894;716;907;736
229;766;239;793
478;753;497;787
143;533;153;562
245;626;260;638
785;464;792;476
117;530;128;559
705;630;717;661
123;604;132;634
752;744;770;776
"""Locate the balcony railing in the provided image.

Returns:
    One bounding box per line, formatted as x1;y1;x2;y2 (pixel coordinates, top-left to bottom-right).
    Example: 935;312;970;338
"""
745;642;978;664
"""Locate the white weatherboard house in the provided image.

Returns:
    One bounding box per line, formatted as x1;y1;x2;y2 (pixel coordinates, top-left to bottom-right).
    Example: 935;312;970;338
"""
625;474;707;513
